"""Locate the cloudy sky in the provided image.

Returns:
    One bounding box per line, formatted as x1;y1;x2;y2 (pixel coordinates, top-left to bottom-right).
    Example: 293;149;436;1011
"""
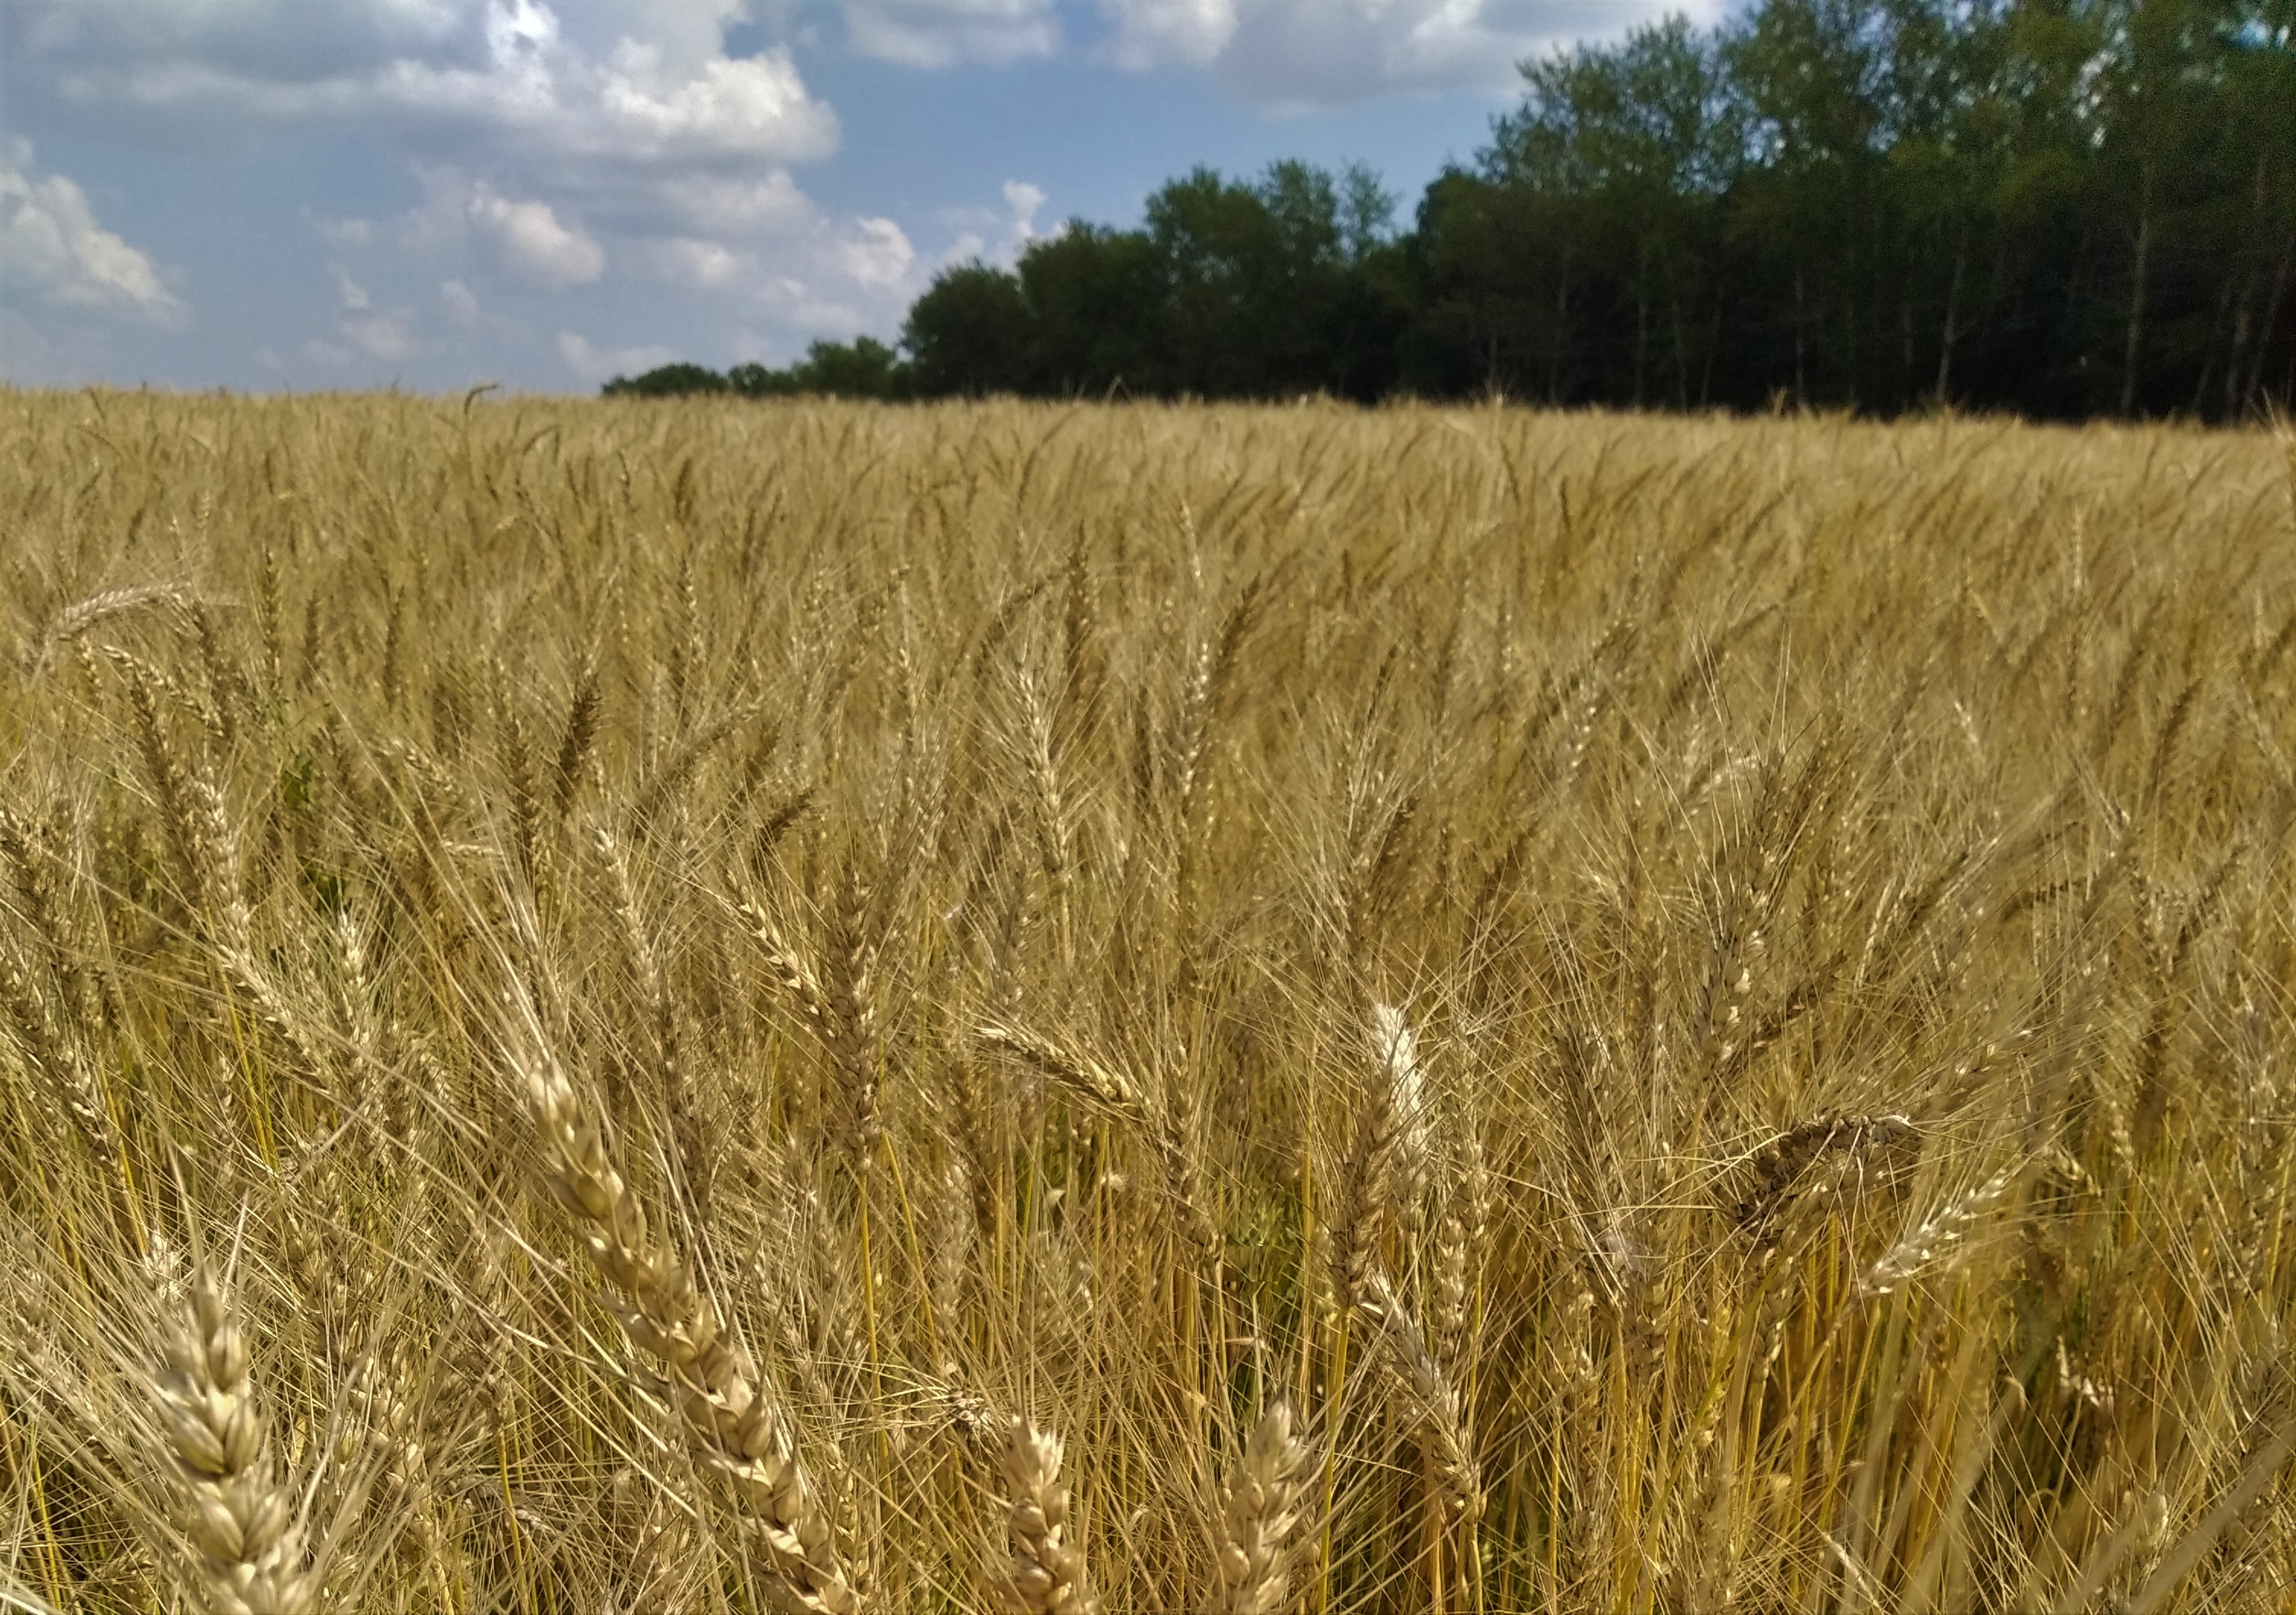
0;0;1694;393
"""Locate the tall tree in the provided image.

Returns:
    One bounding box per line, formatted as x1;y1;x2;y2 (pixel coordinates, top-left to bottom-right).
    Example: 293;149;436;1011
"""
1017;225;1170;397
627;0;2296;422
902;264;1037;397
1724;0;1895;403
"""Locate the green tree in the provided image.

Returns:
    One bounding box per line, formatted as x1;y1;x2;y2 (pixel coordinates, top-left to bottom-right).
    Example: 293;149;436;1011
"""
2215;0;2296;413
1146;167;1297;395
1016;225;1169;396
1724;0;1896;403
902;264;1036;397
1494;16;1740;403
603;363;730;398
793;337;908;399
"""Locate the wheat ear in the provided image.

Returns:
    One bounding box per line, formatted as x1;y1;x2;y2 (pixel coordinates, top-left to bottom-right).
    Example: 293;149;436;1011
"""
1858;1163;2017;1298
520;1045;860;1615
1324;1078;1402;1318
26;581;191;678
0;940;121;1168
151;1269;320;1615
1370;1003;1431;1221
1363;1275;1482;1526
998;1419;1099;1615
1434;1110;1491;1373
1213;1402;1315;1615
977;1019;1219;1262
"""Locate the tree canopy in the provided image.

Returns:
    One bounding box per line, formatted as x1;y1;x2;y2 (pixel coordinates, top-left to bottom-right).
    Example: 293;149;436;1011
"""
607;0;2294;420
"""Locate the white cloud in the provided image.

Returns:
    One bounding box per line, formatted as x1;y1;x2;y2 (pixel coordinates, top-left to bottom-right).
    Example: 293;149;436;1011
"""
936;177;1048;269
0;140;180;320
751;276;872;337
333;263;373;310
556;329;678;381
652;235;745;287
655;172;814;237
19;0;840;166
467;185;604;284
344;308;417;359
12;0;863;374
319;216;378;250
1002;179;1045;244
627;210;930;328
839;216;916;289
327;168;604;287
314;150;939;358
592;45;837;161
842;0;1060;68
1095;0;1688;104
6;1;1201;385
309;261;422;362
1101;0;1235;69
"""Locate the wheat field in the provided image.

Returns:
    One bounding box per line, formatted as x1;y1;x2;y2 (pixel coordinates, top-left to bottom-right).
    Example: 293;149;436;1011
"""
0;390;2291;1614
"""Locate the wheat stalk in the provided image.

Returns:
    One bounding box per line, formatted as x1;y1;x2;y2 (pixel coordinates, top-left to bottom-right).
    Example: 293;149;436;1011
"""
518;1037;861;1615
0;941;120;1168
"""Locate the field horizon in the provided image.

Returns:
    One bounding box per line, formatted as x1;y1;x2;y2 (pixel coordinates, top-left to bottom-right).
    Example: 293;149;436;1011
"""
0;391;2292;1613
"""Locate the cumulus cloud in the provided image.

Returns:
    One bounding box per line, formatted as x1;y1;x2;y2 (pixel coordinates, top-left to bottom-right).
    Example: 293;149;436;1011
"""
4;0;911;371
649;236;746;287
321;168;607;287
556;329;678;381
588;45;837;161
1004;179;1047;228
440;277;482;323
343;309;418;359
333;263;374;310
308;258;423;364
14;0;839;166
1095;0;1687;105
839;217;916;289
936;177;1048;269
654;172;814;237
842;0;1060;68
0;140;179;320
313;152;943;361
14;0;1670;127
1101;0;1236;70
467;186;605;284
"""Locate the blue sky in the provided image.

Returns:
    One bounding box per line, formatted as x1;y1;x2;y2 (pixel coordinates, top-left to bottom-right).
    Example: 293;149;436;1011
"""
0;0;1694;393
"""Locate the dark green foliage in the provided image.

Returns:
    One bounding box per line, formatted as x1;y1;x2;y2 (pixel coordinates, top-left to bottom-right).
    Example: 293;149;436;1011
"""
1416;0;2296;417
900;264;1037;396
601;363;731;399
610;339;910;403
898;163;1408;402
613;0;2294;420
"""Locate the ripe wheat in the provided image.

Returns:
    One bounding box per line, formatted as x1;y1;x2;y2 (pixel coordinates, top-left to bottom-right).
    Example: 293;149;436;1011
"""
0;392;2288;1613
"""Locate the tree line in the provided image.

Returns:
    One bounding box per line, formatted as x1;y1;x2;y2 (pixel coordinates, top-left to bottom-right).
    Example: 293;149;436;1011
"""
608;0;2295;420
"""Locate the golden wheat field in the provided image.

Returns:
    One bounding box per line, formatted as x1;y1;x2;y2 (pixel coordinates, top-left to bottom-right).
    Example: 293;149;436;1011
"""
0;390;2293;1615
